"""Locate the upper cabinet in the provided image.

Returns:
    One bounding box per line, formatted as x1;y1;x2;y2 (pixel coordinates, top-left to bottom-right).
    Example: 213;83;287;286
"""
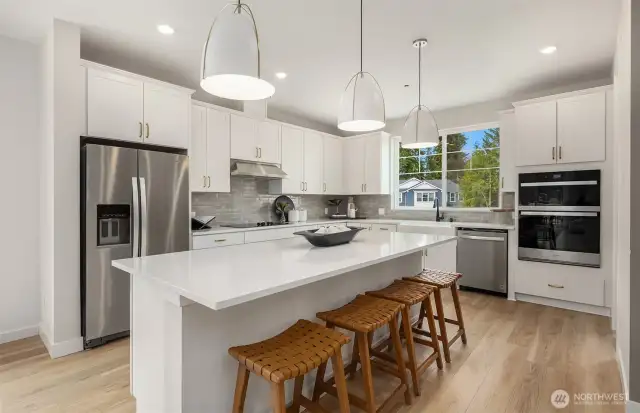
85;64;193;149
343;132;391;194
323;135;343;195
303;131;324;194
270;126;324;195
190;104;231;193
499;110;517;192
514;88;608;167
230;114;281;164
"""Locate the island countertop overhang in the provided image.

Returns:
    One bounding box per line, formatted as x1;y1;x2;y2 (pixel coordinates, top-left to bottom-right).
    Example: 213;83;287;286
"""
113;232;457;311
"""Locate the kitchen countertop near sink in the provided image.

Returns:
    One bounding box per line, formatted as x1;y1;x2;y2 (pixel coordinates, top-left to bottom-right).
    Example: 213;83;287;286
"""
192;218;514;236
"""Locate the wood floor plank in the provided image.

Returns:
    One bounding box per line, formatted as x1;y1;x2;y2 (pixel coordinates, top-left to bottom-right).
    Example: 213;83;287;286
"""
0;291;623;413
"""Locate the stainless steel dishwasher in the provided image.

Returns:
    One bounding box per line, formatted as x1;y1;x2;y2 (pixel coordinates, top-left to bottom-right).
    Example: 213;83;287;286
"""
456;228;508;296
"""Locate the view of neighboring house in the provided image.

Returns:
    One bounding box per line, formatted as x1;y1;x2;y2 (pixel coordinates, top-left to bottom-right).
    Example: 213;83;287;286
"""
398;177;461;208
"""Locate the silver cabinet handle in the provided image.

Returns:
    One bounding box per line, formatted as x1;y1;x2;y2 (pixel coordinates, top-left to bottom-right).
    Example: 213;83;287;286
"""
208;176;211;188
552;146;556;160
459;235;505;242
145;123;150;139
304;182;307;191
379;228;389;231
502;177;504;189
258;147;262;158
139;122;143;138
559;146;562;160
548;284;564;289
214;239;227;243
131;177;140;257
520;211;597;217
256;147;259;158
323;182;326;192
203;176;207;188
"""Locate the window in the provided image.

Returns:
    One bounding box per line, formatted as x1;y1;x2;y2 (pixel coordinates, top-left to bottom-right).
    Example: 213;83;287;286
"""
396;126;500;209
398;193;403;205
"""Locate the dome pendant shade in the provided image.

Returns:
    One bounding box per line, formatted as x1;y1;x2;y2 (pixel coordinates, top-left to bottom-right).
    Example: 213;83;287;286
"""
201;3;275;101
402;106;439;148
401;38;439;148
338;72;386;132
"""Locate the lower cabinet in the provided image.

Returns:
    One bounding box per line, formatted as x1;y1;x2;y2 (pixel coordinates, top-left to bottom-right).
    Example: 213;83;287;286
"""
371;224;397;232
192;225;320;249
192;232;245;250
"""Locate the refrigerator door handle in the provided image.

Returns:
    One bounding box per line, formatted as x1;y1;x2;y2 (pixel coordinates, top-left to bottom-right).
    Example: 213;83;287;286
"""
131;177;140;257
140;177;148;257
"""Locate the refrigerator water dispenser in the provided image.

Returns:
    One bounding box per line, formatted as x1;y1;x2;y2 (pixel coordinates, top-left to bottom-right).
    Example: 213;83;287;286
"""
97;204;130;246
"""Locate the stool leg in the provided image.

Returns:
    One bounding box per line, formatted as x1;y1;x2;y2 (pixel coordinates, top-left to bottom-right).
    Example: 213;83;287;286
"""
232;363;250;413
346;333;360;380
357;332;376;413
451;284;468;344
390;316;412;405
291;376;304;412
312;360;328;401
331;352;351;413
270;382;286;413
424;295;444;370
433;288;451;363
401;306;420;397
417;302;426;329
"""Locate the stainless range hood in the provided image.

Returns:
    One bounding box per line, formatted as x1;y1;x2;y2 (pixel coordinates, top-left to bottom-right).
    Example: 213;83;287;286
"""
230;161;287;179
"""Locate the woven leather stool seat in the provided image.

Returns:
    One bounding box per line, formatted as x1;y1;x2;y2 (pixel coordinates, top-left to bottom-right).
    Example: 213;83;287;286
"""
367;280;435;305
316;294;404;333
408;269;462;288
229;319;350;383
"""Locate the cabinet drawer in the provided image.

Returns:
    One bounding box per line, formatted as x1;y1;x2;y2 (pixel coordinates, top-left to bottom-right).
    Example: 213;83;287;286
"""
515;263;604;306
371;224;396;232
192;232;245;250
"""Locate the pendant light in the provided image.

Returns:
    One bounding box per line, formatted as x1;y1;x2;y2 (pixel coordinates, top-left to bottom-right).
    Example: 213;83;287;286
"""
401;39;439;148
337;0;386;132
201;0;275;101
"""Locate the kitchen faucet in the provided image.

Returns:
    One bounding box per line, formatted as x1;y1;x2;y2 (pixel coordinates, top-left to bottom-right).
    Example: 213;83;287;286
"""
433;197;444;222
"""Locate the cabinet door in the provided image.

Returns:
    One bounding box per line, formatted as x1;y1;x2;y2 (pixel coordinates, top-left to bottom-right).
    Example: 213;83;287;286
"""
87;68;143;142
515;101;557;166
323;136;343;194
206;108;231;192
280;126;304;194
303;131;324;194
557;92;606;164
143;82;190;148
257;121;281;164
499;111;517;192
230;114;257;161
364;135;390;194
343;138;365;194
190;106;208;191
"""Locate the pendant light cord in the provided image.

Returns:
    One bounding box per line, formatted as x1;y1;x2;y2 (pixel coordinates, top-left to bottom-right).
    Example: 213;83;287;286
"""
360;0;363;74
418;44;422;107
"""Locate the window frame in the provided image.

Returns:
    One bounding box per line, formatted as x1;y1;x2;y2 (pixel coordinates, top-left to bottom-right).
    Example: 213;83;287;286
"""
392;122;500;212
414;191;436;204
449;192;456;203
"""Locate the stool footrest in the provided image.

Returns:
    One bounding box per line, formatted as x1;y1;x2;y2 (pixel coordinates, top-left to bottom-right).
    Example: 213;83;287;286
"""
433;315;461;326
296;396;331;413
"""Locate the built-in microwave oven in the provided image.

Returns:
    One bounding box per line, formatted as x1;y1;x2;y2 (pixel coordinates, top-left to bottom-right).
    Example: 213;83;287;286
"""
518;170;601;268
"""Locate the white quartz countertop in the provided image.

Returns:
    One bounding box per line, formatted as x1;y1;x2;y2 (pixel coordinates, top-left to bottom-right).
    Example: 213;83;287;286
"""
113;232;456;311
192;218;513;236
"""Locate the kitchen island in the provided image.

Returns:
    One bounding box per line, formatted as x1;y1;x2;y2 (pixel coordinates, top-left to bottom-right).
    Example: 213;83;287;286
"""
113;231;456;413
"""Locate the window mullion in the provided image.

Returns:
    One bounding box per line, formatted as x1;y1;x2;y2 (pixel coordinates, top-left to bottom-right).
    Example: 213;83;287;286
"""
442;134;447;206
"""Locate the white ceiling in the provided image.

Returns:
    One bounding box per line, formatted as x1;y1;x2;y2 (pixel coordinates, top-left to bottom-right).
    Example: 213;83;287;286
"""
0;0;621;131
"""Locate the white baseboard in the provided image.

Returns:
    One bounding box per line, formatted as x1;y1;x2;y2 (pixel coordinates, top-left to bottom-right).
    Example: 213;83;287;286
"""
628;400;640;412
39;324;83;359
515;293;611;316
0;325;39;345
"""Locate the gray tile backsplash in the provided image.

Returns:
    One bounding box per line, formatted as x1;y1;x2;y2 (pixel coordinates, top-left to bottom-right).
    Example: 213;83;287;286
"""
192;178;513;226
191;177;347;223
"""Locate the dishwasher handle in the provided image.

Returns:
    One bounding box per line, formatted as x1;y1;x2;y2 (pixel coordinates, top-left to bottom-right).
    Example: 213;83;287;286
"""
458;234;506;242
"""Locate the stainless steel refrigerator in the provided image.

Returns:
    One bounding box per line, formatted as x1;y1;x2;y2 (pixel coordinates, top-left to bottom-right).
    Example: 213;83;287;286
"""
81;138;190;349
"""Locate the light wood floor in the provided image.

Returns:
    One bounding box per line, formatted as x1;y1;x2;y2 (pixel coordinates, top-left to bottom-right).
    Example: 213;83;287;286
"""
0;291;623;413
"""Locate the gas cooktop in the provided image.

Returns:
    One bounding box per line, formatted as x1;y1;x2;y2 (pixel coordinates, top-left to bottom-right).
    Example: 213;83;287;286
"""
220;221;290;229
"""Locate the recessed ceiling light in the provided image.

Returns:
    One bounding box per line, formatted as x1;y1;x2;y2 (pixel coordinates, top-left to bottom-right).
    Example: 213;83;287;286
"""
540;46;557;55
275;72;287;80
157;24;175;35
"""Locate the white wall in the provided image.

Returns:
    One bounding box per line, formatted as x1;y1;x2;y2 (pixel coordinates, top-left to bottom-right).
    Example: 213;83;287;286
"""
613;0;631;397
0;35;41;344
39;19;85;357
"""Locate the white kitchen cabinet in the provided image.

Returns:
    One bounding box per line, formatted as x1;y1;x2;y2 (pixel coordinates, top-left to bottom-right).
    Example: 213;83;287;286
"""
303;131;324;194
230;114;281;163
257;121;281;164
424;241;457;273
87;68;144;143
556;92;606;164
276;125;305;194
143;83;190;148
244;225;318;243
515;101;557;167
323;135;343;194
190;104;231;193
230;114;258;161
371;224;396;232
192;232;245;250
342;133;390;194
499;110;516;192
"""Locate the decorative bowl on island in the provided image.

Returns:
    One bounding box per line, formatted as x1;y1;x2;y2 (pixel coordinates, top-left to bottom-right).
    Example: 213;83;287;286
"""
294;226;364;247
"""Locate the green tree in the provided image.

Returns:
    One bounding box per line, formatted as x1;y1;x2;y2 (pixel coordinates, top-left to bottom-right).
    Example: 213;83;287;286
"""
458;128;500;207
399;138;443;181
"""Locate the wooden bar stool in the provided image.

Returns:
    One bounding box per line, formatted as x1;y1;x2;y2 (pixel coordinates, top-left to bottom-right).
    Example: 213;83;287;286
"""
315;295;412;413
366;280;443;397
228;319;351;413
404;269;467;363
